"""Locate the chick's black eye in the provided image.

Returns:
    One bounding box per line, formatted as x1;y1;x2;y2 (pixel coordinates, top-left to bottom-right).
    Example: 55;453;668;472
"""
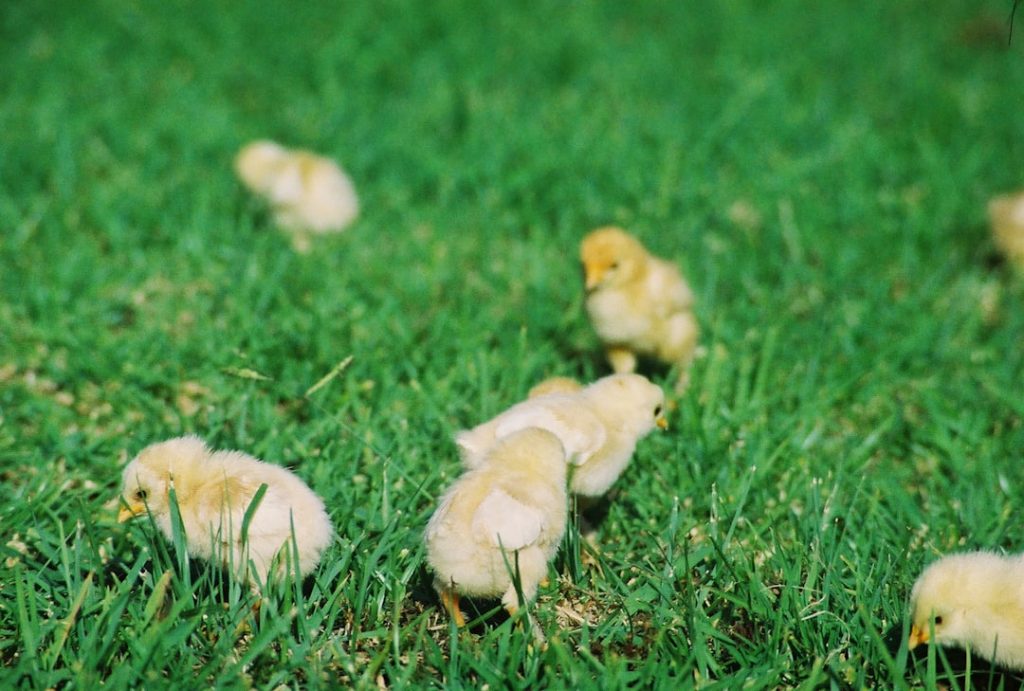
609;262;619;270
654;405;662;417
934;615;944;626
134;489;148;501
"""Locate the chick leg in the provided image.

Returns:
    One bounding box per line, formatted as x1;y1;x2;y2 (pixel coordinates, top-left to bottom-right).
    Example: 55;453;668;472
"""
606;346;637;374
660;313;699;393
439;588;466;627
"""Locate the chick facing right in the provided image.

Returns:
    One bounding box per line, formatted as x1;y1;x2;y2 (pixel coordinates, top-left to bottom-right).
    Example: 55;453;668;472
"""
425;428;568;626
456;373;666;498
909;551;1024;670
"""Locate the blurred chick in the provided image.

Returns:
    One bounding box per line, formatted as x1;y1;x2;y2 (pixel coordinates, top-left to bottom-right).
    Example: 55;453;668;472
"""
527;376;583;399
425;428;568;626
989;191;1024;267
235;140;359;252
457;373;666;498
119;436;332;584
909;551;1024;670
580;226;699;392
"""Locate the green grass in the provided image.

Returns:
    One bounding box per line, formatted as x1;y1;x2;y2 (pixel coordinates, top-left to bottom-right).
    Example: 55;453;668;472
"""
2;0;1024;687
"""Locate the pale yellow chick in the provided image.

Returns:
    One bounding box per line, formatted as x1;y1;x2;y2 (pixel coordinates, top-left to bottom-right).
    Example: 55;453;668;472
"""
581;226;699;391
235;140;359;251
425;428;568;626
909;551;1024;670
457;373;666;498
989;191;1024;267
119;436;333;585
527;376;583;399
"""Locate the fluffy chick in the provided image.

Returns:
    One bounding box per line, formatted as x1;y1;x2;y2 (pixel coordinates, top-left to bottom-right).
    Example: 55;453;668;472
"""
457;373;666;498
989;191;1024;267
119;436;332;584
425;428;568;626
235;140;359;251
909;551;1024;670
580;226;699;391
527;376;583;399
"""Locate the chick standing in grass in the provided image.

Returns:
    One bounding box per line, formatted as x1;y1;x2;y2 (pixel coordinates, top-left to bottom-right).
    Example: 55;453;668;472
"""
457;373;666;498
119;436;332;584
235;140;359;252
580;226;699;392
989;191;1024;268
425;428;568;626
908;551;1024;670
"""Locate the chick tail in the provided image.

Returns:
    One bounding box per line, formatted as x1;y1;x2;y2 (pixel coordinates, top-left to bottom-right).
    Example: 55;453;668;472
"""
454;430;485;468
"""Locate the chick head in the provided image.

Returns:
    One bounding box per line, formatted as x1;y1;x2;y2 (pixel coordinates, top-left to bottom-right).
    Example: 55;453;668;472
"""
908;552;1013;653
235;140;290;194
586;373;668;434
580;226;649;291
119;435;210;523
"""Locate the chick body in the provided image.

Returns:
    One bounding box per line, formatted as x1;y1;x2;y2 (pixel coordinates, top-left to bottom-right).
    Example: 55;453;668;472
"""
527;376;583;399
119;436;332;584
425;428;568;624
235;140;359;250
989;191;1024;267
581;226;698;391
457;373;665;498
909;551;1024;670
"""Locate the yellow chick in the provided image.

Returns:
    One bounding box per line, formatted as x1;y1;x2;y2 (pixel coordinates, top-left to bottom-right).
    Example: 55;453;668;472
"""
234;140;359;251
527;376;583;399
457;373;666;498
425;428;568;626
989;191;1024;267
909;551;1024;670
119;436;333;584
580;226;699;391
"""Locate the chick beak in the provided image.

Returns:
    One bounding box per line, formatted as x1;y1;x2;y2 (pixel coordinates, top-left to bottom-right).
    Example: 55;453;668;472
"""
656;416;669;431
117;502;145;523
908;624;928;650
583;265;600;292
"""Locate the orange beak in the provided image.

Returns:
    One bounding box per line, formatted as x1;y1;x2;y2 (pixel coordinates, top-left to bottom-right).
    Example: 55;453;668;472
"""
118;502;145;523
908;624;928;650
656;416;669;430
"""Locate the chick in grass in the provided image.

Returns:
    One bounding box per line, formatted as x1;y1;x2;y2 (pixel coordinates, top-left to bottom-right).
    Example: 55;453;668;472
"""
909;551;1024;670
119;436;332;585
425;428;568;627
989;191;1024;268
457;373;666;499
235;140;359;252
580;226;699;392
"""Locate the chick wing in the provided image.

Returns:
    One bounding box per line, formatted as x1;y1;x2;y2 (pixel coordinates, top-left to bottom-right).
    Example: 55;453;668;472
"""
470;489;545;550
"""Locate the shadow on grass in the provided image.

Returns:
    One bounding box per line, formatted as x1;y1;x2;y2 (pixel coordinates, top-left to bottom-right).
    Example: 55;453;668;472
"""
408;564;512;634
883;625;1024;690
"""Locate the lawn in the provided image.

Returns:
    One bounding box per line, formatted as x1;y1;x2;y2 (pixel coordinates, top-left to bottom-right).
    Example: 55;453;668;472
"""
2;0;1024;688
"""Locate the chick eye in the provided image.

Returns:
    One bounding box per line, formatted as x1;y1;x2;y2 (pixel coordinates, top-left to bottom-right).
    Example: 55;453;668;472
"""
609;262;619;270
654;405;662;417
134;489;148;501
934;615;944;626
